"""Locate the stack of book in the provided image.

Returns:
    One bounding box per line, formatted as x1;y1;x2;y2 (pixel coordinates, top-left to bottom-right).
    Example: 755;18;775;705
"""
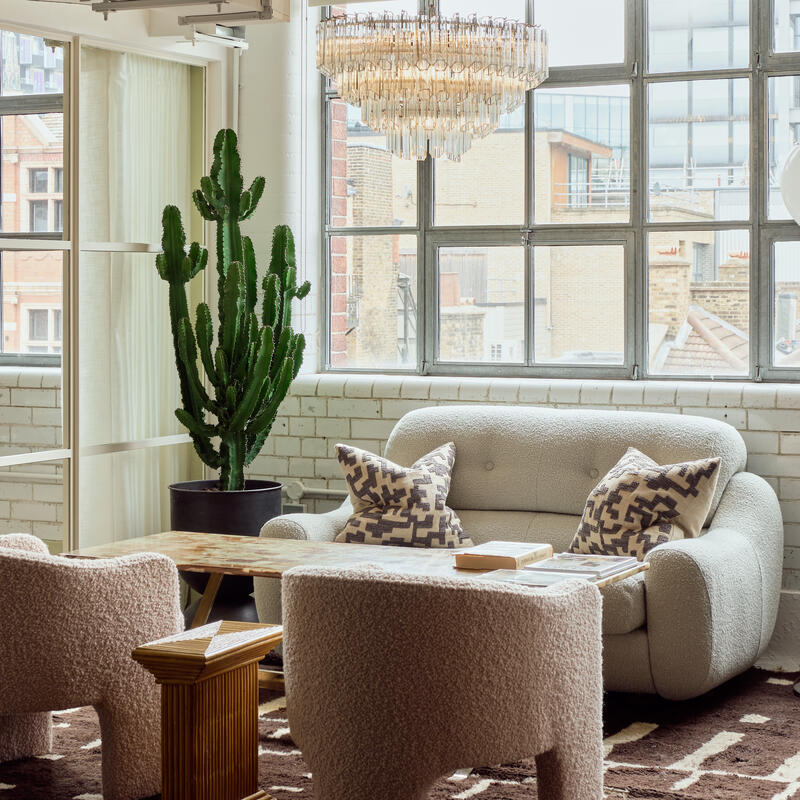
453;542;647;587
480;553;645;588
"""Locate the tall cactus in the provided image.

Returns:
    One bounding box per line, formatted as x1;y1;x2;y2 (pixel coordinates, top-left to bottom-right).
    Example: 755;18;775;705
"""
157;128;310;491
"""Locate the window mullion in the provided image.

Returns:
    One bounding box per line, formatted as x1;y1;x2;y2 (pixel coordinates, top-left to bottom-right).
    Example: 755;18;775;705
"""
633;0;648;378
753;0;766;379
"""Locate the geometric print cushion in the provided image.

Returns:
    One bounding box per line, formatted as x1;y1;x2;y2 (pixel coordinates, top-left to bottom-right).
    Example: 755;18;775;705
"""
569;447;721;560
334;442;473;549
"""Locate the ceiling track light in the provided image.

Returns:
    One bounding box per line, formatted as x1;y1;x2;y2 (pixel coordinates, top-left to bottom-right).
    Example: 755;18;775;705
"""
91;0;229;19
180;5;270;24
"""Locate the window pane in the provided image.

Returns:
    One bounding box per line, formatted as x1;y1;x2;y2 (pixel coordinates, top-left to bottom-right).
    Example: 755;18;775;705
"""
439;0;524;16
80;252;191;447
648;230;749;376
329;234;416;369
534;0;624;67
79;444;197;547
80;47;198;243
0;459;65;550
437;246;524;364
767;76;800;219
648;0;748;72
1;250;64;361
434;110;524;226
29;169;48;193
28;309;48;340
535;86;630;225
0;31;64;95
648;79;749;223
773;241;800;367
774;6;800;53
0;114;64;234
329;101;417;228
534;245;624;364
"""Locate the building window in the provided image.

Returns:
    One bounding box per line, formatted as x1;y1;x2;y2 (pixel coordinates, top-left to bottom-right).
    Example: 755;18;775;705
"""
567;155;590;208
53;199;62;232
29;200;48;232
321;0;800;380
29;168;48;193
23;306;61;353
53;167;63;193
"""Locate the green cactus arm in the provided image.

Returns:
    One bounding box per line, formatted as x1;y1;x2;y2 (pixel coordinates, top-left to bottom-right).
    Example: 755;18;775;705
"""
199;176;220;209
221;261;244;358
215;130;244;211
175;408;217;438
214;347;229;385
291;332;306;379
227;328;274;432
239;190;251;219
160;205;187;277
240;176;265;221
244;430;269;466
191;433;223;470
185;242;208;280
243;236;257;315
176;318;211;412
195;302;218;385
262;273;280;329
281;267;298;327
269;326;293;383
270;224;295;275
247;357;293;438
192;189;218;222
296;280;311;300
225;383;238;412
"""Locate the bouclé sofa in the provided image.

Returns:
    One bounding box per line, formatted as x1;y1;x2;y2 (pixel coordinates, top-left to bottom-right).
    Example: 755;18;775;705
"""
254;405;784;700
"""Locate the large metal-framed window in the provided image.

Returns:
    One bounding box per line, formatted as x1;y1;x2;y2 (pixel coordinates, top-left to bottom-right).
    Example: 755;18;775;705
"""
321;0;800;381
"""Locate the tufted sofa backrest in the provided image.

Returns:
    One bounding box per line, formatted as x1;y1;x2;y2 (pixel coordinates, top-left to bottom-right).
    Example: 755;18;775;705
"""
384;405;747;523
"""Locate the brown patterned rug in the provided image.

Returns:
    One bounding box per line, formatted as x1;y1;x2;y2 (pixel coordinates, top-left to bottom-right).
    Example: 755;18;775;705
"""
0;669;798;799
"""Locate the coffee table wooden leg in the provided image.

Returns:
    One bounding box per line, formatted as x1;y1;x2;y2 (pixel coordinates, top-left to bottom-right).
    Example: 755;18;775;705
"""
190;573;222;629
258;667;285;692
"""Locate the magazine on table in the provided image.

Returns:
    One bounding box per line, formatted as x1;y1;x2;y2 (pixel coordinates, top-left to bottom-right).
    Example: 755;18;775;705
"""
524;553;638;578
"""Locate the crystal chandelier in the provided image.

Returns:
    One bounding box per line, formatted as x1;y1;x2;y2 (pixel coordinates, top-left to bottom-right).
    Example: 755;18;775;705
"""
316;11;549;161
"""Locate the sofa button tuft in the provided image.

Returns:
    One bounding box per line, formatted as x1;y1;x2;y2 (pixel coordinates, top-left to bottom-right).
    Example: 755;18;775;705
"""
485;461;495;471
589;468;599;479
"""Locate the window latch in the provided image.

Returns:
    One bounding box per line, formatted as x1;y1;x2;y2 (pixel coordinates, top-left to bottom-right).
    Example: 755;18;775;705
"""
521;229;534;247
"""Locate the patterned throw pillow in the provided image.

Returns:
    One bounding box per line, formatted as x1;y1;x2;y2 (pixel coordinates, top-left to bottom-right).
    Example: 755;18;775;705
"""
569;447;720;560
334;442;473;548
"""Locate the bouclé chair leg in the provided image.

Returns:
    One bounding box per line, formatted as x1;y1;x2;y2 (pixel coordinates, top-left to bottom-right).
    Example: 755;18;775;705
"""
535;743;604;800
312;765;431;800
0;711;51;761
96;698;160;800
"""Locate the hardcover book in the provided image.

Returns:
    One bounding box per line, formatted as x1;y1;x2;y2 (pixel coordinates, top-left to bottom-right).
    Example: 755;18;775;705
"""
454;541;553;571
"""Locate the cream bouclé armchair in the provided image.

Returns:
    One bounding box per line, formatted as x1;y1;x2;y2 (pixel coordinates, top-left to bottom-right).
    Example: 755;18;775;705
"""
255;405;784;701
0;533;184;800
283;565;604;800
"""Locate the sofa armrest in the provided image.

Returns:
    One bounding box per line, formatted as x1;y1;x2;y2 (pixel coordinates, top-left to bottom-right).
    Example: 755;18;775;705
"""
644;471;783;700
259;499;352;543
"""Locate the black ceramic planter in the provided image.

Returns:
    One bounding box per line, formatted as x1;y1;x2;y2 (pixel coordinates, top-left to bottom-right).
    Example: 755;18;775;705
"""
170;478;282;624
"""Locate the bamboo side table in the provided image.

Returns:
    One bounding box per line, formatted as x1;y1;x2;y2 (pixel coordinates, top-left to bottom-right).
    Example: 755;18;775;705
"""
132;620;283;800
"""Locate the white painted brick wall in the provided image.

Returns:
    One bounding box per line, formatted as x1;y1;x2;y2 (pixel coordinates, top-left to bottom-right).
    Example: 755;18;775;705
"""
248;373;800;591
0;368;64;551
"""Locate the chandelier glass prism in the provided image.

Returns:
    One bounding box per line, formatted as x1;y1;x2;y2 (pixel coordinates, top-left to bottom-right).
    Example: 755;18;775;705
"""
317;11;549;161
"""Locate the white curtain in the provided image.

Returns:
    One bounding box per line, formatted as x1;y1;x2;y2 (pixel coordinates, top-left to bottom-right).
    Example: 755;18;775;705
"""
79;47;199;546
